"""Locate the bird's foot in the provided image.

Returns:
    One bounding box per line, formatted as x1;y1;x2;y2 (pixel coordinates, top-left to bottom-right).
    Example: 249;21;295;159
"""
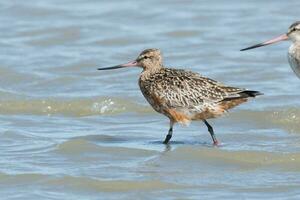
213;140;220;146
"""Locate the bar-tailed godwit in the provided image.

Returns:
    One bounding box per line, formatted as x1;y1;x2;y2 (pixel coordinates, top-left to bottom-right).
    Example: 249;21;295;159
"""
98;49;262;145
241;21;300;78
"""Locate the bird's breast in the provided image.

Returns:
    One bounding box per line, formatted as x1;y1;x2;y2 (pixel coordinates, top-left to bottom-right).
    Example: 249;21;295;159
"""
138;78;165;113
288;44;300;79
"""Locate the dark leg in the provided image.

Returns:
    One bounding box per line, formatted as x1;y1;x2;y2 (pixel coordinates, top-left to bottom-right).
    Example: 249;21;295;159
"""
203;120;219;146
163;120;174;144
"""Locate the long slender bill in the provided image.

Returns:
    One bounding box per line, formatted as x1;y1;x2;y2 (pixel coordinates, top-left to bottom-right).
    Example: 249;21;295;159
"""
240;34;288;51
98;60;138;70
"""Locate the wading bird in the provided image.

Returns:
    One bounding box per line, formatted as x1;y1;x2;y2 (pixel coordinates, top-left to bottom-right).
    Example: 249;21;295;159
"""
241;21;300;78
98;49;262;145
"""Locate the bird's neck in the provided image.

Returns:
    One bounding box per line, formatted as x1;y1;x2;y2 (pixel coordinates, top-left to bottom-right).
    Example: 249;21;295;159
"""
289;42;300;54
140;65;163;81
292;40;300;45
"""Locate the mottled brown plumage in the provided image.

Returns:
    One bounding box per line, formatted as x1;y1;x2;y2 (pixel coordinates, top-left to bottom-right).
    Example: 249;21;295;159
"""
98;48;262;145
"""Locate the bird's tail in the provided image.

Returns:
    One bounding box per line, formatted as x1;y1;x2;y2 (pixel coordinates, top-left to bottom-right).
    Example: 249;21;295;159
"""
218;90;262;111
222;90;263;102
238;90;263;98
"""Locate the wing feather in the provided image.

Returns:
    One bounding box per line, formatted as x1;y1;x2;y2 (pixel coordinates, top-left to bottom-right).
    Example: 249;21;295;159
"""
141;68;247;111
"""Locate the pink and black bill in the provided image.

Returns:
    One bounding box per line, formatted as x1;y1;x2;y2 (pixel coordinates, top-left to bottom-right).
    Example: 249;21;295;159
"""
240;34;289;51
98;60;138;70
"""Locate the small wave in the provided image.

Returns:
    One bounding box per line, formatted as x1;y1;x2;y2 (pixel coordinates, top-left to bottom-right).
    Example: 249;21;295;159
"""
268;108;300;133
55;138;157;157
0;130;56;155
165;146;300;171
0;172;183;192
0;97;151;117
46;176;184;192
164;30;200;38
230;107;300;134
0;172;48;185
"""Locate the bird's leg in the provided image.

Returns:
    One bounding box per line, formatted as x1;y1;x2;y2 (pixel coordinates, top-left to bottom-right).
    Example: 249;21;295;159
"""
203;120;219;146
163;120;174;144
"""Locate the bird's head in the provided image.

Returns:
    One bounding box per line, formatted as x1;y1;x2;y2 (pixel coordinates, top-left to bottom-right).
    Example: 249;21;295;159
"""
287;21;300;42
136;48;163;70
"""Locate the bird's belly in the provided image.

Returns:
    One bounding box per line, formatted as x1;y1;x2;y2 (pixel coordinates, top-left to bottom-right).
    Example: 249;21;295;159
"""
144;97;228;127
142;94;191;124
189;105;225;120
288;47;300;79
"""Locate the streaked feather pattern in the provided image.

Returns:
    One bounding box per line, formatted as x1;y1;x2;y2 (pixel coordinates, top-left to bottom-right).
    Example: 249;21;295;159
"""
139;67;261;122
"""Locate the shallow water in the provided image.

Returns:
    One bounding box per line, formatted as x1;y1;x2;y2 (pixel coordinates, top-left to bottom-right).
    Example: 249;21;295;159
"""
1;0;300;199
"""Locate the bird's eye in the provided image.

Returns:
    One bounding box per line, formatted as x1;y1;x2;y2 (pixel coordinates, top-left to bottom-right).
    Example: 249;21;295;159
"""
291;27;300;32
137;55;151;61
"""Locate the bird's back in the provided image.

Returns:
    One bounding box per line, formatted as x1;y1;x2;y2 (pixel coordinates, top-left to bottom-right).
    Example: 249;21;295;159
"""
139;67;261;123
